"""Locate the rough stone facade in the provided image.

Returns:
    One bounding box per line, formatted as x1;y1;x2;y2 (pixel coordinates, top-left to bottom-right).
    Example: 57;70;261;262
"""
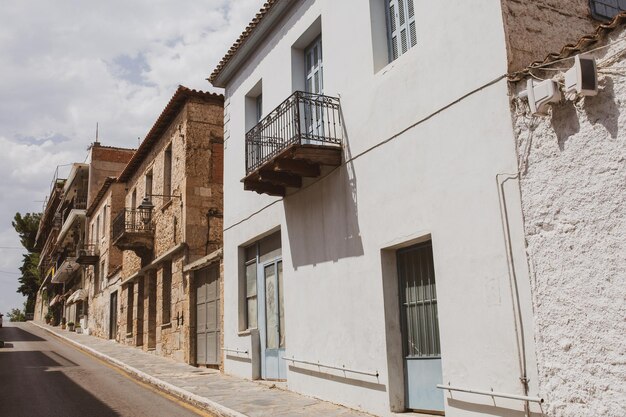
117;89;224;365
500;0;597;72
511;28;626;417
86;181;127;339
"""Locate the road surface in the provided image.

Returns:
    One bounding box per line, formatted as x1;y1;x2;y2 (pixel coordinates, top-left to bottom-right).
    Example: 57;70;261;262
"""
0;322;211;417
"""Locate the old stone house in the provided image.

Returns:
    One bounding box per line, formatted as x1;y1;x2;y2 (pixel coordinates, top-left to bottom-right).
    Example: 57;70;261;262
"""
509;14;626;417
111;86;224;365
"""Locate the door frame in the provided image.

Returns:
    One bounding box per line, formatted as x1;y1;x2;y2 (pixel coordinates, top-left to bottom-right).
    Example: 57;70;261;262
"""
257;255;285;380
109;291;118;340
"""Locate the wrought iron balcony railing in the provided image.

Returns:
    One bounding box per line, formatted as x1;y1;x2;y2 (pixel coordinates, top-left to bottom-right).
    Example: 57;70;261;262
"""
112;208;154;243
245;91;342;174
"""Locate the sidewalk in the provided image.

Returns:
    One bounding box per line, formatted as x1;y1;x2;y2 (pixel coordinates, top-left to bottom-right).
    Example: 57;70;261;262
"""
30;322;373;417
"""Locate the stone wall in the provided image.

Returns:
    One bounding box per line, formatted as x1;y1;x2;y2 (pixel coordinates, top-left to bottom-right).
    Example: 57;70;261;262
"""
119;95;223;364
511;28;626;417
500;0;597;72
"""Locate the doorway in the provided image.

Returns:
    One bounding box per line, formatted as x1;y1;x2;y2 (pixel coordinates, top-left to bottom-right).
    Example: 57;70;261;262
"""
109;291;118;340
195;265;220;366
397;241;444;412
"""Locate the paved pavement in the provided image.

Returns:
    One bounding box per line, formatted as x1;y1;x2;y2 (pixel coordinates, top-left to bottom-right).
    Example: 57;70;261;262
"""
0;322;209;417
28;321;374;417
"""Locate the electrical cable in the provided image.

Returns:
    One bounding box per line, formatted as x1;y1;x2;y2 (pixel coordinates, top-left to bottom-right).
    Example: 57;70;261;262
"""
224;73;507;232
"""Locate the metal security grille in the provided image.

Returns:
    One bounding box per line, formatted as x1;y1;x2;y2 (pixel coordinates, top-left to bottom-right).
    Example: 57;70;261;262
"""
589;0;626;20
397;242;441;358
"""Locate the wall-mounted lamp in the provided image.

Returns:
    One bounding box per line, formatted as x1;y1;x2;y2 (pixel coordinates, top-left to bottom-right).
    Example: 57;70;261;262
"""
519;79;561;116
137;196;154;226
564;55;598;98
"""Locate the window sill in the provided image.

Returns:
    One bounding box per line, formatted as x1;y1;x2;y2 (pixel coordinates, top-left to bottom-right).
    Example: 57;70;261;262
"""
238;328;256;336
160;322;172;330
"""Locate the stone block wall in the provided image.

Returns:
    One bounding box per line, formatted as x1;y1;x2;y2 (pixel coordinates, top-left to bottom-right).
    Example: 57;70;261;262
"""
511;28;626;417
500;0;597;72
118;94;224;364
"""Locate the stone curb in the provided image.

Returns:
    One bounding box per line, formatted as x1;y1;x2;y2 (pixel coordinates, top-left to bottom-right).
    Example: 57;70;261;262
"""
30;321;248;417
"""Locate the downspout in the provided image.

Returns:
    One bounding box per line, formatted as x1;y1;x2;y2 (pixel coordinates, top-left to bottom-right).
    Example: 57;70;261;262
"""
496;172;530;417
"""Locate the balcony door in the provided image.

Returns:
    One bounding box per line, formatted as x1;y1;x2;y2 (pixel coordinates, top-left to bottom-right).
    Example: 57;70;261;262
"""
304;36;324;143
397;242;444;413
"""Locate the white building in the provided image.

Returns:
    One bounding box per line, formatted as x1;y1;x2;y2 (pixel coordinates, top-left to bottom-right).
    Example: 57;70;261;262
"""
209;1;609;416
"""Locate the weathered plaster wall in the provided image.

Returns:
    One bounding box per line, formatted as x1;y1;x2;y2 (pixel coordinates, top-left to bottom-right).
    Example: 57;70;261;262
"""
512;29;626;417
500;0;597;72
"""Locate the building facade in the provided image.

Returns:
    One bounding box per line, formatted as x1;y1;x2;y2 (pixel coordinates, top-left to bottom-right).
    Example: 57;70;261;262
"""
209;1;612;416
112;86;224;365
510;18;626;417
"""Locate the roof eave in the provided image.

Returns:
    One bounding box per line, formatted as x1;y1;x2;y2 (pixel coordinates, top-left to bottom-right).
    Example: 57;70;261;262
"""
210;0;297;88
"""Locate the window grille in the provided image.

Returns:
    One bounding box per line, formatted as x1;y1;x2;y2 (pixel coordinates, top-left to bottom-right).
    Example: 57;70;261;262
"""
589;0;626;20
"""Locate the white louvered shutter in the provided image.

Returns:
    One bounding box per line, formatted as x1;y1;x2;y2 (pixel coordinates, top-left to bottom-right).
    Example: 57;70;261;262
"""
388;0;416;61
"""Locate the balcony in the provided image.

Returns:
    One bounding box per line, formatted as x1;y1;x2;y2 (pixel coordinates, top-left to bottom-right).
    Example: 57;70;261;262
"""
243;91;343;196
76;243;100;265
51;252;80;284
112;208;154;260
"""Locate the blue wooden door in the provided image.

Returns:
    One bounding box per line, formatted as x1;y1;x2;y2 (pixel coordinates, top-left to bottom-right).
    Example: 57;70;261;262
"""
260;259;286;380
397;242;444;412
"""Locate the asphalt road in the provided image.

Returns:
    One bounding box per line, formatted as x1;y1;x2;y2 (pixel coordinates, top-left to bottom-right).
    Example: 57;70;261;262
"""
0;322;210;417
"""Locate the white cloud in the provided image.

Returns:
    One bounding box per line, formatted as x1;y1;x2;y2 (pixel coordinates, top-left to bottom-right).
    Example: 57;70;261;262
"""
0;0;264;314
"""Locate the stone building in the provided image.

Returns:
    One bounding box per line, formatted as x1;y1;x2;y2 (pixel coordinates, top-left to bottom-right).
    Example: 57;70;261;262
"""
510;14;626;417
209;1;620;416
34;145;134;330
112;86;224;365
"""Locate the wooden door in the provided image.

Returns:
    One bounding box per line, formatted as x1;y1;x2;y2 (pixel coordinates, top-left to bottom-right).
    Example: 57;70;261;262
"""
195;265;220;366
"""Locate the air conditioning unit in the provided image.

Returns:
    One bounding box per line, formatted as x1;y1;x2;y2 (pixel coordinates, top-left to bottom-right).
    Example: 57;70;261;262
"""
520;79;561;116
564;55;598;98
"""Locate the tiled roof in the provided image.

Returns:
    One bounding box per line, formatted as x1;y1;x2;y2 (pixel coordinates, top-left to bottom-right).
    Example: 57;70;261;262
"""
509;11;626;81
208;0;282;84
117;85;223;183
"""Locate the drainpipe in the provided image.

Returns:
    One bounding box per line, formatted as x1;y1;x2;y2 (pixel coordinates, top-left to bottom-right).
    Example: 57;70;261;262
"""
496;172;531;417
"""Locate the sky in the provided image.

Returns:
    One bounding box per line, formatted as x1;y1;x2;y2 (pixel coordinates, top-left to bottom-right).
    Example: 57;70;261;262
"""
0;0;264;316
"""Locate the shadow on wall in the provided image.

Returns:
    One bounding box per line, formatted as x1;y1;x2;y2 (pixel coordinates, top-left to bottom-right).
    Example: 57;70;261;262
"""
551;100;580;151
288;364;386;392
446;398;544;417
584;76;619;139
284;160;363;269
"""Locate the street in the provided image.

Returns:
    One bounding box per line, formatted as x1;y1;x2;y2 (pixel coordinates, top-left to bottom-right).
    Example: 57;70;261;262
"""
0;323;210;417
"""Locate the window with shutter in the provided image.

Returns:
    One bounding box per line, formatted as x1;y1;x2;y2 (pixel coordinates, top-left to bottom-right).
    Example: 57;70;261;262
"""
589;0;626;21
386;0;417;61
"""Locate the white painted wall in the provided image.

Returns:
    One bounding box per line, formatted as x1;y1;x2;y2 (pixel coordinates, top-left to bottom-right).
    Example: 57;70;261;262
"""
221;1;540;416
512;29;626;417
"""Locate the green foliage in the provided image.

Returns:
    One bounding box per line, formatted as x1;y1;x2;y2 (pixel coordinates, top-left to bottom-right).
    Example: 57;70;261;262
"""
12;212;42;314
7;308;26;322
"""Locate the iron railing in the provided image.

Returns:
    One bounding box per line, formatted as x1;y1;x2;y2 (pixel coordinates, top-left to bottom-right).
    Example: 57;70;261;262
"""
245;91;342;174
112;208;153;242
77;243;100;258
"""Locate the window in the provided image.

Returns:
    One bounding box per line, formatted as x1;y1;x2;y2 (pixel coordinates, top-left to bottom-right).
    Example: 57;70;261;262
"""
145;170;153;200
102;205;107;239
162;261;172;324
589;0;626;21
163;145;172;202
95;215;100;242
386;0;416;61
256;94;263;123
245;248;258;330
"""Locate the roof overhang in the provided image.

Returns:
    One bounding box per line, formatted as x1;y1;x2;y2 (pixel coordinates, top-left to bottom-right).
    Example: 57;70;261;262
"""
210;0;298;88
57;209;86;245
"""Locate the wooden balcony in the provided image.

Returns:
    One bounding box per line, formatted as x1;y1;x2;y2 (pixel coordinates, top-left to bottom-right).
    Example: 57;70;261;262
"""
112;208;154;261
243;91;343;196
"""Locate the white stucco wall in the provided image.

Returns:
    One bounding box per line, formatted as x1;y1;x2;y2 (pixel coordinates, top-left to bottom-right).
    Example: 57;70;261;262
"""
221;1;541;416
512;29;626;417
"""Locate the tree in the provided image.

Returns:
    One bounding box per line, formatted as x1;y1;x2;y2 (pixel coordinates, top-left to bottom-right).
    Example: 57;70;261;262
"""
12;212;42;314
7;308;26;322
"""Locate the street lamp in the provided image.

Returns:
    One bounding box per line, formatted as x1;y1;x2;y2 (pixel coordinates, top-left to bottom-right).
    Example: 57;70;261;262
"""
137;196;154;229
